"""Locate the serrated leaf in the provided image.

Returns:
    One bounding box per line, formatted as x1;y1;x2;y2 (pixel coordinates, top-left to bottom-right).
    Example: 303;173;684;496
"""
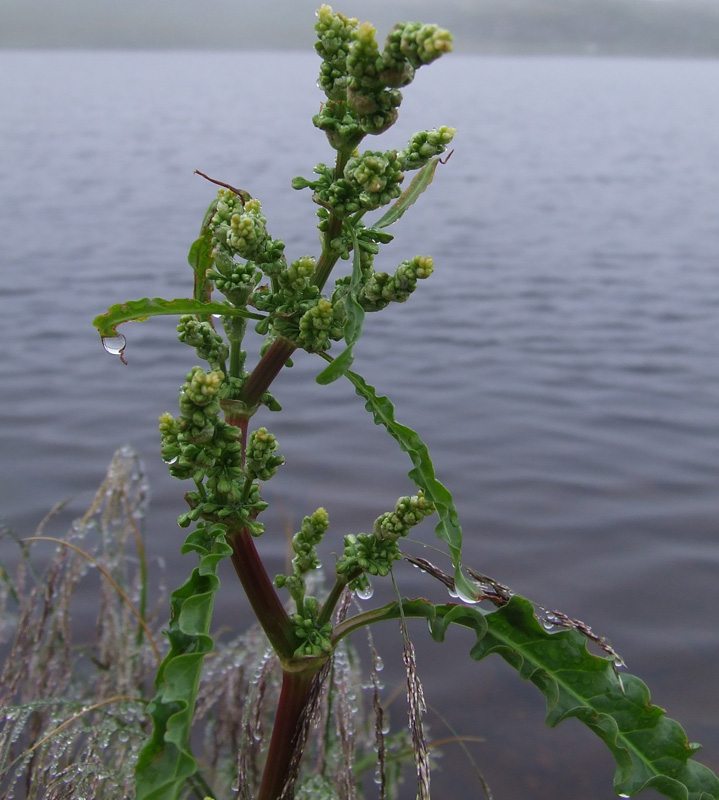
316;225;365;385
338;597;719;800
373;156;443;230
342;369;477;601
93;297;263;340
134;526;232;800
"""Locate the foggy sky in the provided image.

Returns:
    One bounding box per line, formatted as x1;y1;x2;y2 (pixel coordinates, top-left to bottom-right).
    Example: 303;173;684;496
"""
2;0;719;55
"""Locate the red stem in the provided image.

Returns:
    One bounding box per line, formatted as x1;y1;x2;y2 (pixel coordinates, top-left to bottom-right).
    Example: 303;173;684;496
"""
239;337;297;409
257;668;319;800
227;525;296;659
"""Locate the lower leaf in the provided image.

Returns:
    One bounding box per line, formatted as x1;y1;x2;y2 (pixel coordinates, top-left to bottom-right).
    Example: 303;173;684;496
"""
134;524;232;800
338;596;719;800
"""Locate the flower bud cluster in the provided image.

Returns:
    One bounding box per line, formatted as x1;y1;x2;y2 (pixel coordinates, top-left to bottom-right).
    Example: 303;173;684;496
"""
211;192;267;261
336;491;435;590
244;427;285;482
209;190;285;275
360;255;434;311
291;596;333;657
373;490;434;539
312;102;363;152
315;5;359;101
345;23;404;136
210;248;260;307
384;21;453;70
177;315;229;372
253;256;320;315
344;150;403;211
176;367;224;442
297;298;344;352
275;508;330;611
398;126;456;171
337;532;401;582
295;150;403;217
313;6;452;149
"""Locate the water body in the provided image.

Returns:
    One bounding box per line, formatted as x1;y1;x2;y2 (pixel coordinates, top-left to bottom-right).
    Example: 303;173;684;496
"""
1;51;718;799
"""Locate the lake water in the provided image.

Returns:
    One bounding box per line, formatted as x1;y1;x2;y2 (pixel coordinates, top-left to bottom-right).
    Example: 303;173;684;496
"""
1;50;718;799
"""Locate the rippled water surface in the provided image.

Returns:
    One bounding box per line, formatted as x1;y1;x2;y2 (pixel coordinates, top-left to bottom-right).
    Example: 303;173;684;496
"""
1;51;718;799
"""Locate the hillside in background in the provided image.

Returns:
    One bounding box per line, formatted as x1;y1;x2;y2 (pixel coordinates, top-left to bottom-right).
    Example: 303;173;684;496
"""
1;0;719;56
459;0;719;56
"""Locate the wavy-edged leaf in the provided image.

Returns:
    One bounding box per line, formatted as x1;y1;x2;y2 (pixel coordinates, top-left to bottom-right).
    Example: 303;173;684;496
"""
187;228;215;304
336;596;719;800
316;225;365;385
134;524;232;800
374;156;444;230
93;297;264;339
343;369;477;601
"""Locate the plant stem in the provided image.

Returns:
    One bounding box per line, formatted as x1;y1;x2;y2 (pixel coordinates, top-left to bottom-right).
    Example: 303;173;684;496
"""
257;666;321;800
227;524;296;660
317;572;359;628
238;336;297;409
312;151;352;292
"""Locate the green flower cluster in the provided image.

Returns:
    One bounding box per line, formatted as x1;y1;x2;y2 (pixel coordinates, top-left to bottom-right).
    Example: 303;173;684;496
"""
360;255;434;311
398;126;456;171
244;427;285;482
336;491;435;590
297;298;344;351
159;372;281;533
313;5;452;147
177;315;229;372
290;596;333;657
273;506;333;656
209;246;259;307
274;508;330;608
211;192;268;262
315;5;359;101
207;190;286;314
384;21;453;70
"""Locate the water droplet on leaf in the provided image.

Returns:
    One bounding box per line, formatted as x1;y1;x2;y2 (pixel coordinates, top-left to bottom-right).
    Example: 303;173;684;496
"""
102;334;127;364
355;583;374;600
454;585;481;605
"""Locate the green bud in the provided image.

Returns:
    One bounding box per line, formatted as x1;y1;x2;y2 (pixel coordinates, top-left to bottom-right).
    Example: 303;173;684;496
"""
398;126;456;171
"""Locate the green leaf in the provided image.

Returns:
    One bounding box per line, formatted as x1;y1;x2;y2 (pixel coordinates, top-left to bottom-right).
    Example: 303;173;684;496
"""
342;369;477;601
93;297;264;339
337;597;719;800
373;156;443;230
187;228;215;304
316;225;366;385
134;524;232;800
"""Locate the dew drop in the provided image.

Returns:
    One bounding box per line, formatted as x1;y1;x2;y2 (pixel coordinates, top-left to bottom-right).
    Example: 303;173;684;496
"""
381;719;391;735
455;585;481;605
355;583;374;601
231;777;240;792
374;655;384;672
618;794;630;798
541;619;558;632
373;768;383;785
102;334;127;364
164;456;178;465
212;313;222;319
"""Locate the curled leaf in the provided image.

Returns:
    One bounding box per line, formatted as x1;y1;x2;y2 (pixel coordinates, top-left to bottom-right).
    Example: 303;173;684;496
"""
93;297;265;353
